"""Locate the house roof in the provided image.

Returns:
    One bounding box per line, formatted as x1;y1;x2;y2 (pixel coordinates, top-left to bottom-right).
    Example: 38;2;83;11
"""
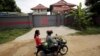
66;3;76;7
52;0;76;7
31;4;48;10
52;0;67;5
53;6;70;12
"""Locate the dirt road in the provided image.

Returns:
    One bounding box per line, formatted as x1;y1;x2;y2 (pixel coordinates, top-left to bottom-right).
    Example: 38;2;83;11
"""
0;26;100;56
0;35;100;56
14;26;77;41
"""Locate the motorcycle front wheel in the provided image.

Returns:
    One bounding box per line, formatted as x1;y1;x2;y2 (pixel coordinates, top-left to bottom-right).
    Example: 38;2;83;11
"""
59;45;68;55
36;51;46;56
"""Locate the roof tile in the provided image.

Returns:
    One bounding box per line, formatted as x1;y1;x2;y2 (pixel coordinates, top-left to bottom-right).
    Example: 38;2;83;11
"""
31;4;48;10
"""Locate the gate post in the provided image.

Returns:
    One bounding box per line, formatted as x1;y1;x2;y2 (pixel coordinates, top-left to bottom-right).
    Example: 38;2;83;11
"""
28;13;33;28
56;15;60;26
61;15;65;25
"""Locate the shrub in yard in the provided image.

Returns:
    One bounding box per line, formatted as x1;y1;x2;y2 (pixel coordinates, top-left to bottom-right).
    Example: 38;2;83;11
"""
68;3;93;30
76;27;100;35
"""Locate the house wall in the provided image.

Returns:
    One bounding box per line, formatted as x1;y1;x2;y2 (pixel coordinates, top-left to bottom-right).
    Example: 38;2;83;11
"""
51;5;70;15
32;9;47;15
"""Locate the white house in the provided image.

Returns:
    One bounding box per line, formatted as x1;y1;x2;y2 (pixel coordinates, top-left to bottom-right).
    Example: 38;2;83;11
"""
31;4;48;15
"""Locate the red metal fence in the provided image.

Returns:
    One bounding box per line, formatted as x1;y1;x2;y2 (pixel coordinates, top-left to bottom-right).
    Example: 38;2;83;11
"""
0;15;74;28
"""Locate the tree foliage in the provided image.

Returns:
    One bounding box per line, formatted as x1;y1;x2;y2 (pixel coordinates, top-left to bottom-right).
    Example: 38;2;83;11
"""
70;3;92;30
0;0;21;12
85;0;100;15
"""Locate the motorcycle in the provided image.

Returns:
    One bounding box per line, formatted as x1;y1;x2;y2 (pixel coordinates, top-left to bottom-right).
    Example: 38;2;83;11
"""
36;37;68;56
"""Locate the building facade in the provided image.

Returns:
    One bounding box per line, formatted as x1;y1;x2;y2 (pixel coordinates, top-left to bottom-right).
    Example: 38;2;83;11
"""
49;0;76;15
31;4;48;15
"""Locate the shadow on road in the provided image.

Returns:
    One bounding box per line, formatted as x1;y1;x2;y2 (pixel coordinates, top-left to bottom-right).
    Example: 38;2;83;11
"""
35;52;63;56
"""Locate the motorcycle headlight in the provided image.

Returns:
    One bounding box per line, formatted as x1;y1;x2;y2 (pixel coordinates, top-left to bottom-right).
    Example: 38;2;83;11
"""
63;40;67;43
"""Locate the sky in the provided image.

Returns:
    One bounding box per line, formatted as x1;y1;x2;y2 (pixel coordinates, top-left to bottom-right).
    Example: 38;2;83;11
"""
15;0;86;13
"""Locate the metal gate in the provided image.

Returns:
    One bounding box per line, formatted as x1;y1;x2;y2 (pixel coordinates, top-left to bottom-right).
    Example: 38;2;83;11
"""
32;15;64;27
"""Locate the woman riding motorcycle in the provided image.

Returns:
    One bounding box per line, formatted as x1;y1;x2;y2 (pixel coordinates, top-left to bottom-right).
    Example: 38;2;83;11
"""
35;30;68;56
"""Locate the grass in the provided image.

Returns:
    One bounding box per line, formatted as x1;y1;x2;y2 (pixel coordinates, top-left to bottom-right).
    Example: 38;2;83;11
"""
70;27;100;35
0;28;31;44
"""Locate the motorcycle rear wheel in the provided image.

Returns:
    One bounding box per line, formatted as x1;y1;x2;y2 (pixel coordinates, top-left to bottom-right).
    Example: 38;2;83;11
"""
60;45;68;55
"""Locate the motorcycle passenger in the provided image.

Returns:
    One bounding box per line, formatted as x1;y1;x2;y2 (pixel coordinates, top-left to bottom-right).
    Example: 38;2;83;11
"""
46;30;58;49
34;30;51;54
34;30;43;53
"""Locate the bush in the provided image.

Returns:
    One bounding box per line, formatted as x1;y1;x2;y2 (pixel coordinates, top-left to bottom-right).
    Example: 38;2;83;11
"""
67;3;93;30
75;27;100;35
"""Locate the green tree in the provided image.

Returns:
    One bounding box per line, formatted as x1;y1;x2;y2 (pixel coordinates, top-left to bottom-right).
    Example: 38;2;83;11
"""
0;0;21;12
85;0;100;26
70;3;92;30
0;0;4;11
85;0;100;15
